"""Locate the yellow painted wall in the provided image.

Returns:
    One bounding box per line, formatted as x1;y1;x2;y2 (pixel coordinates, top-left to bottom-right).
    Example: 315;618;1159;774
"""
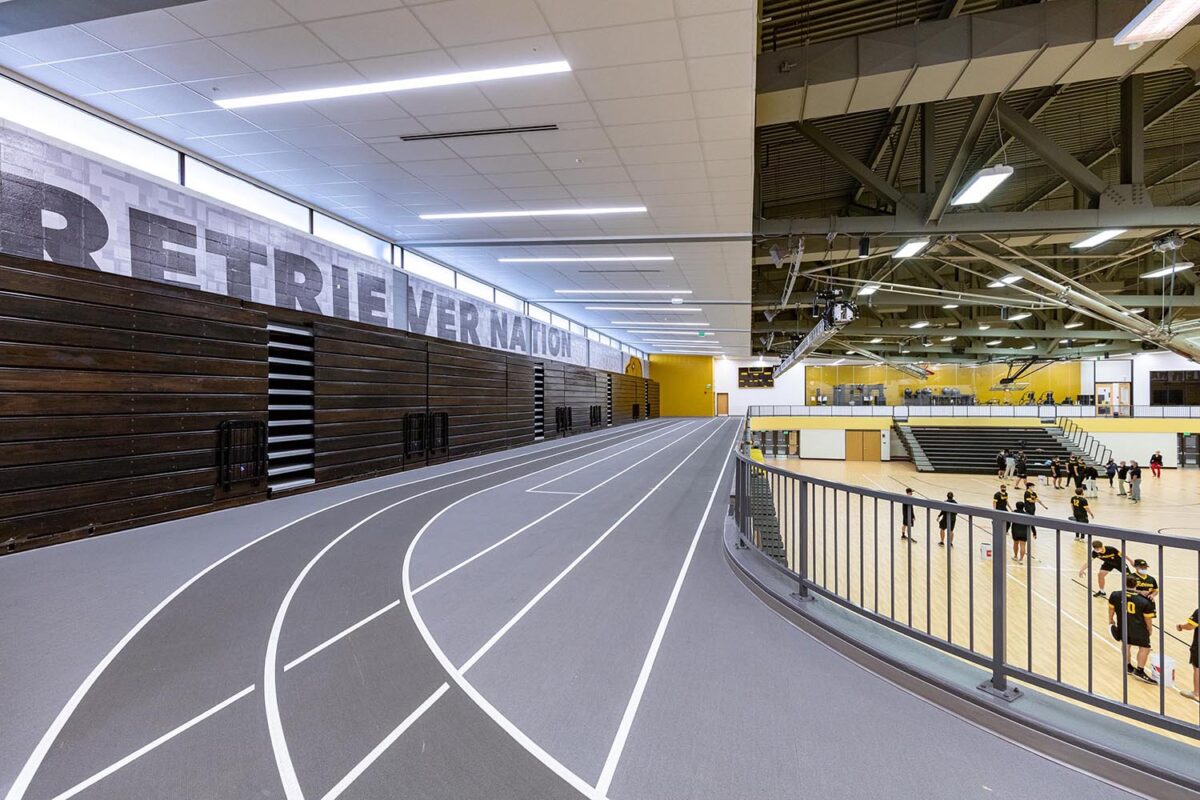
649;354;714;417
806;362;1081;405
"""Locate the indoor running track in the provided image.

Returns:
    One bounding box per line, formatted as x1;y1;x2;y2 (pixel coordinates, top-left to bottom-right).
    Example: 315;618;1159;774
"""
2;418;1138;800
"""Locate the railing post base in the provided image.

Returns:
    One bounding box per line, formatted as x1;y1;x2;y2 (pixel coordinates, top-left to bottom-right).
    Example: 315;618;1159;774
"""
790;590;815;603
977;681;1022;703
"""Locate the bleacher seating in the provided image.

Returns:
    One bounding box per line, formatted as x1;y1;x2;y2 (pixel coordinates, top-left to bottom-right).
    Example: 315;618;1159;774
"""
906;425;1086;474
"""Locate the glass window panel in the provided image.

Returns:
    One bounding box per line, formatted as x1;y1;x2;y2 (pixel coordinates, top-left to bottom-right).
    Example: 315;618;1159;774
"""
402;250;455;287
314;213;390;261
587;329;601;342
550;313;569;330
528;305;552;323
185;158;309;230
494;289;524;313
0;76;177;181
569;321;586;336
455;273;494;302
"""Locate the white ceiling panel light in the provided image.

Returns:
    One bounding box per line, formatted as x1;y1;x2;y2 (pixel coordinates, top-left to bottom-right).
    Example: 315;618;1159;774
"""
1114;0;1200;47
624;330;707;335
585;306;702;312
868;337;884;344
421;206;646;220
1141;262;1195;278
1064;321;1085;329
987;275;1023;288
1071;229;1126;249
1007;312;1032;321
1021;344;1036;350
857;283;882;296
942;303;960;309
216;60;572;109
950;165;1014;206
642;339;721;344
506;256;674;263
908;320;930;329
894;238;931;258
610;321;709;327
986;339;1003;346
554;289;690;294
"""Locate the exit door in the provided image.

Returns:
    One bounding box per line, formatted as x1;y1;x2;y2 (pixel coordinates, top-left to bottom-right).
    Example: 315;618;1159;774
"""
716;393;729;416
1181;433;1199;467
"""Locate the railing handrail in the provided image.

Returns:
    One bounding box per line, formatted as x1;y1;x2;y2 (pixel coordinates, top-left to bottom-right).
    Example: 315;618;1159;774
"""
749;404;1200;419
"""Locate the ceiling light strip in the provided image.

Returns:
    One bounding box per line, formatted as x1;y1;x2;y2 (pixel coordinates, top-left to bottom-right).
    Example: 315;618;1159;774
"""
505;257;674;263
422;206;646;220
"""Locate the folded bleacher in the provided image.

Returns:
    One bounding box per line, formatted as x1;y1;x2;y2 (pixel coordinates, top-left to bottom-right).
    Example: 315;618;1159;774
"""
906;425;1085;474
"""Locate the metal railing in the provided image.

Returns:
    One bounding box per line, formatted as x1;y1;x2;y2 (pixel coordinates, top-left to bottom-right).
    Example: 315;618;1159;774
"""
732;447;1200;740
748;405;1200;419
1058;418;1113;465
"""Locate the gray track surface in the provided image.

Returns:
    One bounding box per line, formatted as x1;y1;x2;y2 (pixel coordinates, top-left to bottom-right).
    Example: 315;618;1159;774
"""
0;418;1137;800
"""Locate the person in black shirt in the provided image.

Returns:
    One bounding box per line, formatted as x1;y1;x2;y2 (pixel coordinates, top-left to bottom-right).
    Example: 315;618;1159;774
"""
1128;461;1142;503
1083;464;1098;498
1023;482;1047;511
1150;450;1163;478
1069;487;1093;541
1080;538;1127;597
1105;458;1117;489
900;487;916;542
993;484;1010;533
937;491;958;547
1116;461;1129;496
1176;609;1199;701
1071;458;1085;491
995;450;1007;479
1049;458;1063;489
1131;558;1159;598
1015;451;1028;481
1010;500;1032;562
1108;574;1157;684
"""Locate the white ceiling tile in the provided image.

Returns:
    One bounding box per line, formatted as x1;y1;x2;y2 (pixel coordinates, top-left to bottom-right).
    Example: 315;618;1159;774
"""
273;125;362;148
0;42;33;69
133;40;253;82
53;53;170;91
554;166;631;185
680;11;754;58
592;93;695;126
249;150;328;170
692;87;753;118
308;9;439;60
501;186;575;201
444;135;532;158
135;114;205;142
372;138;457;161
486;170;561;188
342;118;428;140
306;144;391;166
701;139;750;160
626;162;707;181
446;34;562;70
579;61;691;102
556;20;683;69
184;73;280;101
260;166;350;186
704;157;751;177
538;149;622;170
502;102;596;126
313;95;408;124
520;127;611;153
423;178;505;195
168;0;295;37
234;104;331;130
403;159;480;177
86;93;155;120
478;73;586;108
78;10;199;50
408;112;506;137
618;142;703;165
697;114;751;141
412;0;550;48
215;26;340;72
262;62;363;90
162;109;260;136
273;0;399;21
1;25;114;62
707;174;751;192
466;154;546;174
632;178;709;195
392;85;494;116
349;50;459;80
17;64;103;96
534;0;674;32
675;0;751;15
112;84;214;115
686;54;754;91
201;131;289;154
605;120;699;148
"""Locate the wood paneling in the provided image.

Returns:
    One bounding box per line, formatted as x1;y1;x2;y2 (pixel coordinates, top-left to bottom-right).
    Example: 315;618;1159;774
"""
0;254;269;551
428;341;518;460
612;373;644;425
647;379;661;418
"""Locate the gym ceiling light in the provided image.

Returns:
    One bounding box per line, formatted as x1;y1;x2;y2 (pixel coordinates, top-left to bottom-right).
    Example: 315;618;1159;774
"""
894;238;930;258
1064;321;1085;329
1114;0;1200;47
942;303;960;309
908;321;930;329
1007;312;1032;321
1141;262;1194;278
987;275;1023;288
950;165;1013;206
421;206;645;220
217;60;572;109
868;337;884;344
610;322;708;327
1071;229;1126;249
857;284;881;296
510;256;673;263
554;289;689;294
585;306;701;312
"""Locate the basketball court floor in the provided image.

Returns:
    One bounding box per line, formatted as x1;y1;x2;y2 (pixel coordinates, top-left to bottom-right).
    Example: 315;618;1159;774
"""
762;455;1200;741
0;419;1142;800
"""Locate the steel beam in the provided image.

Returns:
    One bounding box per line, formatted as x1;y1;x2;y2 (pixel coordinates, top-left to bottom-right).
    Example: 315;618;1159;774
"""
886;107;918;191
929;95;999;224
1120;75;1145;186
852;108;904;205
921;104;936;195
996;100;1107;201
794;122;906;207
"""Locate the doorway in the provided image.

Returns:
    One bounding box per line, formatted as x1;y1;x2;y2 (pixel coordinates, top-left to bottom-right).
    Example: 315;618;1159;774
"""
716;393;729;416
845;430;881;461
1180;433;1199;467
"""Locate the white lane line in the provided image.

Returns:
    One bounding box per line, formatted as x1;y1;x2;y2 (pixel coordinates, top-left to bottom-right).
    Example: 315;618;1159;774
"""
283;600;402;673
264;421;690;800
525;489;583;496
402;418;734;800
3;422;664;800
594;427;739;797
46;685;256;800
459;420;729;673
411;420;707;596
319;683;450;800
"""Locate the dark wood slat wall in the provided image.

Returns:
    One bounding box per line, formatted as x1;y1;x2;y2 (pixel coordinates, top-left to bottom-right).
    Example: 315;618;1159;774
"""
0;255;269;551
312;320;428;482
0;254;654;553
648;381;661;418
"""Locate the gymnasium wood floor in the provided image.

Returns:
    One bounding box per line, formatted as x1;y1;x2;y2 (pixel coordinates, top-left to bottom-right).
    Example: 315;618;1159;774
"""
761;456;1200;742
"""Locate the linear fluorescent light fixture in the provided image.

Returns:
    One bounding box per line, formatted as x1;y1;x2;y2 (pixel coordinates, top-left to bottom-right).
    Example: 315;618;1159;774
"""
1114;0;1200;47
868;337;884;344
216;60;572;109
610;321;709;327
585;306;701;312
1021;344;1036;350
987;275;1023;288
1142;261;1194;278
1007;312;1032;321
979;323;991;330
894;238;931;259
986;339;1002;346
422;205;645;220
950;165;1014;206
1071;229;1126;249
1064;321;1084;329
554;289;689;294
624;330;705;335
908;320;930;329
505;256;672;263
942;303;960;309
642;339;720;344
940;336;957;342
857;283;882;296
